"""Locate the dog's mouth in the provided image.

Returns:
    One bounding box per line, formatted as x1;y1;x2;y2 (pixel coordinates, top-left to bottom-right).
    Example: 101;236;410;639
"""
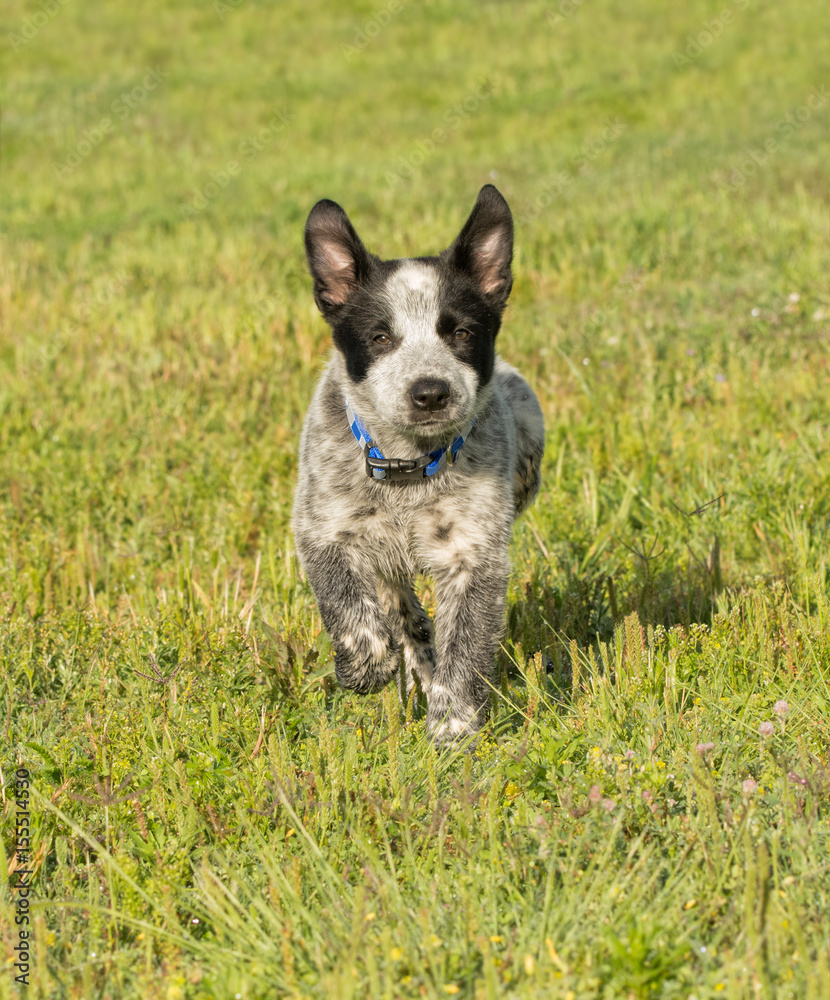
408;411;450;427
398;409;471;444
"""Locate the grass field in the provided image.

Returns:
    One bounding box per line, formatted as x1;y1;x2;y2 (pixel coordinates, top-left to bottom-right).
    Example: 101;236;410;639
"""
2;0;830;997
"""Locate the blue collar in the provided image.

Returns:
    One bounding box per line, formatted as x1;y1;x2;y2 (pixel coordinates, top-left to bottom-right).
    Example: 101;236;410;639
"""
345;401;476;482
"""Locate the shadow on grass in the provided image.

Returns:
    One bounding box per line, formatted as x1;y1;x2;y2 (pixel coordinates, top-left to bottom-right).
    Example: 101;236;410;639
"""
503;534;726;691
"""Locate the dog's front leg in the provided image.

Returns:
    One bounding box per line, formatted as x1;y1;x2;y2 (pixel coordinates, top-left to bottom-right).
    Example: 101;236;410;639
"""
426;553;510;746
297;540;400;694
376;578;435;701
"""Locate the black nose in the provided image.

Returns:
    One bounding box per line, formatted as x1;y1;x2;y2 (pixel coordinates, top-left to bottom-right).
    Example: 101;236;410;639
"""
410;378;451;411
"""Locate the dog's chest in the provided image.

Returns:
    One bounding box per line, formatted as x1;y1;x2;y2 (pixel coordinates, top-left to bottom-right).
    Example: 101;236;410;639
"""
315;473;498;578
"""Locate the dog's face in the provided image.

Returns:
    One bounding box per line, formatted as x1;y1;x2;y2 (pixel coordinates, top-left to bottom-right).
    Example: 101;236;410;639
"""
304;185;514;441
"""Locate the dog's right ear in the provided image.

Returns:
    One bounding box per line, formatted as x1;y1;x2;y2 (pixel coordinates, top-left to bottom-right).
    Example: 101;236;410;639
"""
304;200;372;319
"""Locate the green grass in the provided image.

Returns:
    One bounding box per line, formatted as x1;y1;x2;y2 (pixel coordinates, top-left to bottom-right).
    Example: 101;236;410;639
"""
2;0;830;996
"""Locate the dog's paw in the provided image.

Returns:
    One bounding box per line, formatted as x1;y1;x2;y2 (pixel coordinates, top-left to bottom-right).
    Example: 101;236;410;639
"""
426;703;484;751
333;626;400;693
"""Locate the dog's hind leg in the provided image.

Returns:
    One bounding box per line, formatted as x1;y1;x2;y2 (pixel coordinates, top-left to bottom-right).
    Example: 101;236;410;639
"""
296;540;400;694
495;361;545;516
377;578;435;703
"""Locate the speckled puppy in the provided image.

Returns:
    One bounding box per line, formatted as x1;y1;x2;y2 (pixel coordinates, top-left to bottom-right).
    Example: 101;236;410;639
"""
292;185;544;746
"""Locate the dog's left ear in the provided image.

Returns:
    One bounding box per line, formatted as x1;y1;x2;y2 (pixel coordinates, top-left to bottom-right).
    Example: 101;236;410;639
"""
445;184;513;310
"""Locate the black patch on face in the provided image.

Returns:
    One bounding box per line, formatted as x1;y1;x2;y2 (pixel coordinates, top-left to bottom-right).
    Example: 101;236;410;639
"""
434;265;501;389
328;259;401;383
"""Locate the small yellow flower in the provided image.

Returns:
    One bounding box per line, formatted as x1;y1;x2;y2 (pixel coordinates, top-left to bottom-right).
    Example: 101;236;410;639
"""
545;939;568;973
490;935;503;943
444;986;460;995
715;984;725;992
684;899;697;910
524;955;535;975
390;947;404;961
364;912;376;922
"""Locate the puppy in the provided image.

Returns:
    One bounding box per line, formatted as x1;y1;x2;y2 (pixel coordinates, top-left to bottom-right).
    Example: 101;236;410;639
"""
292;185;544;745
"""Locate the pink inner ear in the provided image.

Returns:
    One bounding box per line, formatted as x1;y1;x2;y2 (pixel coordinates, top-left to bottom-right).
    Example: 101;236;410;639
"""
319;240;355;305
477;230;506;295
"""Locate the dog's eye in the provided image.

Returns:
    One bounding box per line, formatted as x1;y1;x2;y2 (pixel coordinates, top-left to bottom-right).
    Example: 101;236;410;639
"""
373;333;391;345
454;328;471;341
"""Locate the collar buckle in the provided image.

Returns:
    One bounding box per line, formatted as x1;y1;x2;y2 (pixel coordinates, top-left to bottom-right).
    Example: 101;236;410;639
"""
365;450;429;482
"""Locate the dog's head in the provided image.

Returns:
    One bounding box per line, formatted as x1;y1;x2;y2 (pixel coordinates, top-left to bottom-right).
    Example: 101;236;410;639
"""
304;185;513;441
